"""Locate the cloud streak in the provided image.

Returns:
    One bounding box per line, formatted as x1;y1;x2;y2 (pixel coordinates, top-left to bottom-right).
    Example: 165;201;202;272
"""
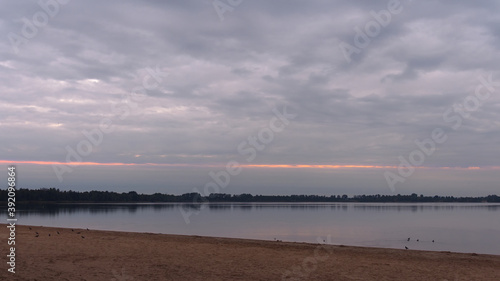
2;160;498;172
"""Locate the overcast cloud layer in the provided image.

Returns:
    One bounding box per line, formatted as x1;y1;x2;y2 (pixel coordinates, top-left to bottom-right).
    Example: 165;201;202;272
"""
1;0;499;195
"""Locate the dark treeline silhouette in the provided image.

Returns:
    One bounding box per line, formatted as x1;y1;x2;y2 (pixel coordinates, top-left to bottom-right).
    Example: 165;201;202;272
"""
1;188;499;203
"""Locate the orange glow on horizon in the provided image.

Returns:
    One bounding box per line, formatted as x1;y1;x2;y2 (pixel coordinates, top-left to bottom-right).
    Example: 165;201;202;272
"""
243;164;500;170
243;164;399;169
0;160;498;170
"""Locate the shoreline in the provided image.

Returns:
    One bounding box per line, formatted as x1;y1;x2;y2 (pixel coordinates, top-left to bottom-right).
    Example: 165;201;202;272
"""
8;222;500;256
2;224;500;280
7;222;500;256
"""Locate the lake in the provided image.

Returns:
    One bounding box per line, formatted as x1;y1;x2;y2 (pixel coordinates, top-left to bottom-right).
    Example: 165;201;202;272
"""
5;202;500;255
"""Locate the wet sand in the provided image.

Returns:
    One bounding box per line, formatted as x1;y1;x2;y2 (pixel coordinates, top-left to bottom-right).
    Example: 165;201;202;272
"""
1;224;500;280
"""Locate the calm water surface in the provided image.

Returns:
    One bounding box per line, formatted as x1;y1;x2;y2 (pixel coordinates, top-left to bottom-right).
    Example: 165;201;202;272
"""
5;203;500;255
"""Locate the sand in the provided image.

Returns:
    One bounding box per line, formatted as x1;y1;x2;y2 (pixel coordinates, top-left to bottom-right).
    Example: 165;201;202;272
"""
1;224;499;280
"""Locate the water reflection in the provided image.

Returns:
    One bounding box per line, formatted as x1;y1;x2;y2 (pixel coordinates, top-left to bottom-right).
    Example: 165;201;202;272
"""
6;202;499;217
9;203;178;217
3;202;499;255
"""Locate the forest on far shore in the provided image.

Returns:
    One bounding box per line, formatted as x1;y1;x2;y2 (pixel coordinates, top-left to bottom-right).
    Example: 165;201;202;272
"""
1;188;499;203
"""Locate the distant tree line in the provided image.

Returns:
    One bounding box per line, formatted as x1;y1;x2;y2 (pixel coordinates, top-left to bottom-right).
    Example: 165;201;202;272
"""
1;188;499;203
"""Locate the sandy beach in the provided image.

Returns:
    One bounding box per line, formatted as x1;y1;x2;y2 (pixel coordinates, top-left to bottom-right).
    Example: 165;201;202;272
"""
1;224;500;280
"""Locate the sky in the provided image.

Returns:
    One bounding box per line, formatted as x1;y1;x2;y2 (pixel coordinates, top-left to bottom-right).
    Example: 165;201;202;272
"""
1;0;499;196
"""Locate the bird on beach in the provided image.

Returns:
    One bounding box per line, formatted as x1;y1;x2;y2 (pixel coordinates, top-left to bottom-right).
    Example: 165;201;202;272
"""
86;228;89;231
71;229;74;232
432;240;435;243
57;231;60;235
35;232;39;235
48;234;51;237
35;234;39;238
417;239;419;242
81;236;85;239
407;237;410;241
29;227;32;230
405;246;408;250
